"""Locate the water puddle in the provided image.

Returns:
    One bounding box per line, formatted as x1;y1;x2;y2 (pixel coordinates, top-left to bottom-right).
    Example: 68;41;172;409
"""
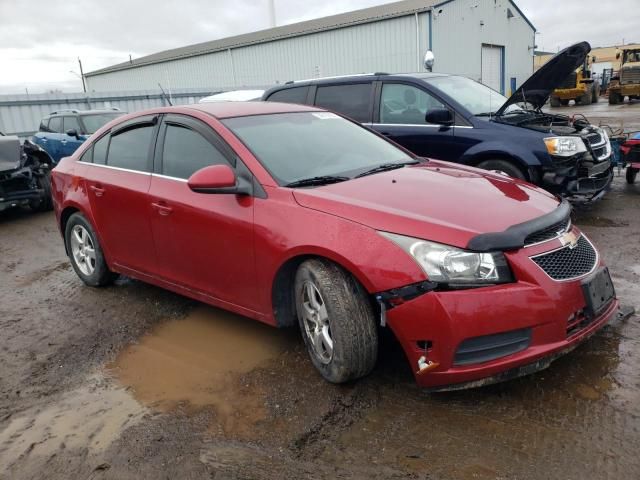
108;305;296;436
0;376;145;473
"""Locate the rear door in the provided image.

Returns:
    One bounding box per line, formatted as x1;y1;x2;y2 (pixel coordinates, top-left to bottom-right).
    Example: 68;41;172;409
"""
148;114;257;309
60;116;84;158
313;82;374;123
372;81;455;160
83;115;158;274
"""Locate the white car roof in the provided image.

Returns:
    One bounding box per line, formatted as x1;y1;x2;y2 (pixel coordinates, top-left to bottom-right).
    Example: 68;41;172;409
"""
199;90;265;103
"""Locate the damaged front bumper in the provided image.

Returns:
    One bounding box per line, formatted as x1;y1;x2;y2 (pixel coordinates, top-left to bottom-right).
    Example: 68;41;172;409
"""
542;154;613;202
0;167;44;211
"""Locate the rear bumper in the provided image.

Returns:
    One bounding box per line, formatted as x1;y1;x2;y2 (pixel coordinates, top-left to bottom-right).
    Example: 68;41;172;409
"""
385;235;618;390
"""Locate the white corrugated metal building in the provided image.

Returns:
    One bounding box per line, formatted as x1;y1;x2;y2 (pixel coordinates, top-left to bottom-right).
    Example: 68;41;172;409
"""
85;0;536;96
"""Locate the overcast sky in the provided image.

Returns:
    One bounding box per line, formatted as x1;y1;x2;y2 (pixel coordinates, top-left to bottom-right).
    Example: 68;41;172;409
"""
0;0;638;94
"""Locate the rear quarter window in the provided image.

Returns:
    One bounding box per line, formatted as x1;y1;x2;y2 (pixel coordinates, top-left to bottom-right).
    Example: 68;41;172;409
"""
92;135;109;165
314;83;372;122
38;118;50;132
266;86;309;104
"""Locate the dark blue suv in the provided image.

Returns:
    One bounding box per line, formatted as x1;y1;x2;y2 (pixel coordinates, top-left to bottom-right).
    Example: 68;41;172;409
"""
33;109;126;164
263;42;612;201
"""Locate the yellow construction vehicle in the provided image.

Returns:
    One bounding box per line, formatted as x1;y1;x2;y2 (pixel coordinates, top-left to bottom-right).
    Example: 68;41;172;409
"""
550;56;599;107
608;48;640;104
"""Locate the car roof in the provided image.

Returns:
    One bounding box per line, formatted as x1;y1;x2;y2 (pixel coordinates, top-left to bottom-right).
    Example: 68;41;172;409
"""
185;101;322;119
47;109;123;116
276;71;451;87
199;90;266;103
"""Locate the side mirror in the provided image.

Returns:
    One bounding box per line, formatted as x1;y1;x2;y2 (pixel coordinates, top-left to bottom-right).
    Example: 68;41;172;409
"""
66;129;79;138
424;50;435;72
188;164;238;193
425;108;454;126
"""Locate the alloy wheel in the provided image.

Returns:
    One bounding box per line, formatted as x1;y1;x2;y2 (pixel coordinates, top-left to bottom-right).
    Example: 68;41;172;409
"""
300;280;333;364
70;225;96;276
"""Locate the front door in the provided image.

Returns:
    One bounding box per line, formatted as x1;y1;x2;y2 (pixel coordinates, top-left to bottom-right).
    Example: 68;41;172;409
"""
83;116;158;274
371;82;455;160
148;115;257;310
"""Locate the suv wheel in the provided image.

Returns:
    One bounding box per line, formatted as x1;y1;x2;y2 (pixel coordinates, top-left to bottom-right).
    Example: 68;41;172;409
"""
294;259;377;383
65;213;116;286
477;159;526;180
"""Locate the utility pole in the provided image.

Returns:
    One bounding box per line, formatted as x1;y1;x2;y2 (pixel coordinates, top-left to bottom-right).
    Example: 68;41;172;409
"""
78;57;86;93
268;0;276;27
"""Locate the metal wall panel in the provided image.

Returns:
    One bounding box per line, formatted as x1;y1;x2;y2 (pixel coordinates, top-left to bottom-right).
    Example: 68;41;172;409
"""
431;0;535;94
0;89;211;137
86;14;431;92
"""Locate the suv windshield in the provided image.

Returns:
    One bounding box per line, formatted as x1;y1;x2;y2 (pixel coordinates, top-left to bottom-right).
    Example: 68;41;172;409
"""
223;112;414;185
81;113;125;134
425;75;523;116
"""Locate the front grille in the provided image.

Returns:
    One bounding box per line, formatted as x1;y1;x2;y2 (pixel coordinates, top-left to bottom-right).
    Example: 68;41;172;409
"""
531;235;597;281
585;132;603;146
559;72;577;89
453;328;532;366
621;68;640;84
524;218;570;246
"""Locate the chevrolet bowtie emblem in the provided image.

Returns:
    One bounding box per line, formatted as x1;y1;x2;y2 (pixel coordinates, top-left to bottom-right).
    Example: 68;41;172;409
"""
560;231;579;249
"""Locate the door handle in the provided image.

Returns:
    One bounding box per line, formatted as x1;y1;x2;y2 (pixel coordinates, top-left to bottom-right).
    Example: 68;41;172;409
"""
89;185;105;197
41;137;48;142
151;201;173;216
61;139;67;144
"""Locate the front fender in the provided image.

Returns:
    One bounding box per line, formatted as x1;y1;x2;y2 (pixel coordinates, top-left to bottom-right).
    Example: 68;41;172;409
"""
460;141;544;171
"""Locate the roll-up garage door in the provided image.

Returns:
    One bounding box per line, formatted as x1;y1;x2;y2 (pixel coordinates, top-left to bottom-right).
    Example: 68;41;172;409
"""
481;44;503;93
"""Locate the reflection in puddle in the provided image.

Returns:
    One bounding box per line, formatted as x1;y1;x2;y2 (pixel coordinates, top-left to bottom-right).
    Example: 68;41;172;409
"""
0;376;145;473
108;305;296;436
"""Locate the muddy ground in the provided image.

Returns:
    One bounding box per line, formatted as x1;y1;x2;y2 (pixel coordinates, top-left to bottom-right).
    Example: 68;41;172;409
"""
1;102;640;479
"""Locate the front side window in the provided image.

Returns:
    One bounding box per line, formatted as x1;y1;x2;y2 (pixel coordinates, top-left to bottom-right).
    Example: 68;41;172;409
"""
106;125;153;172
223;111;413;185
267;86;309;104
380;84;445;124
48;117;63;133
314;84;372;122
63;116;82;133
162;124;229;179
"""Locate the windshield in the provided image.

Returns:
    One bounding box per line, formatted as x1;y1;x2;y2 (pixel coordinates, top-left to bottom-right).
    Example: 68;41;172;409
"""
425;75;523;116
81;113;125;134
623;50;640;63
222;112;414;185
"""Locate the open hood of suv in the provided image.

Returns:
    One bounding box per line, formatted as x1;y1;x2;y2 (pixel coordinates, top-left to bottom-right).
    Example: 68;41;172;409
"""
496;41;591;115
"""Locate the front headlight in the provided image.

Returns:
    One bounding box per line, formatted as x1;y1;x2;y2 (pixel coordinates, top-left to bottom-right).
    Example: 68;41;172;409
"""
380;232;513;286
544;136;587;157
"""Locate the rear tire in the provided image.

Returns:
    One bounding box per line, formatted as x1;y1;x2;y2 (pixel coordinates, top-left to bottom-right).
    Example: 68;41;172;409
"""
64;212;116;287
294;259;377;384
627;167;638;184
592;84;600;103
477;159;526;180
550;96;561;107
609;92;621;104
561;99;570;106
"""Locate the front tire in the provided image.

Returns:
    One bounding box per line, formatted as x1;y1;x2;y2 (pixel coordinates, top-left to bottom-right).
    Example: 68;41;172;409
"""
550;96;561;107
579;90;592;105
627;167;638;184
477;159;526;180
29;170;53;212
294;259;377;384
64;213;116;286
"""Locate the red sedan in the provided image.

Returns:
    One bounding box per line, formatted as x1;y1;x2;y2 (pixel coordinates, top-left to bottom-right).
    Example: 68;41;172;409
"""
51;102;619;390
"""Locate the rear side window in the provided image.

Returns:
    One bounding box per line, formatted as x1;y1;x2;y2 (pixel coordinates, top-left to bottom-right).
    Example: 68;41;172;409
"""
79;146;93;163
267;86;309;104
39;118;50;132
92;135;109;165
63;116;82;133
162;124;229;179
314;84;372;122
48;117;63;133
107;125;154;172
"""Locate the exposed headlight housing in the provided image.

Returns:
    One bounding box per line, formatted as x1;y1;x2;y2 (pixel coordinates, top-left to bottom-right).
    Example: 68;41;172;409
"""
379;232;513;287
544;136;587;157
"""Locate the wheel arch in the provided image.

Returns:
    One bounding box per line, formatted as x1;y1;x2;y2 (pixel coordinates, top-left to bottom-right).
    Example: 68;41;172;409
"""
463;149;540;183
270;250;375;328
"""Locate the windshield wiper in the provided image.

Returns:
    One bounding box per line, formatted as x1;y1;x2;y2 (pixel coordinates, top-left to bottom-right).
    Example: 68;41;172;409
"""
285;175;350;188
355;160;420;178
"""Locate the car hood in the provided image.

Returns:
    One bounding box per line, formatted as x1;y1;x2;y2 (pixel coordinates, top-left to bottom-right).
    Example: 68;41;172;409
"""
496;41;591;115
292;161;560;249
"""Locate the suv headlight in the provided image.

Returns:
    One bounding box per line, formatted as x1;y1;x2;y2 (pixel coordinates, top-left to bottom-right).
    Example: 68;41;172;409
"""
544;136;587;157
380;232;513;286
